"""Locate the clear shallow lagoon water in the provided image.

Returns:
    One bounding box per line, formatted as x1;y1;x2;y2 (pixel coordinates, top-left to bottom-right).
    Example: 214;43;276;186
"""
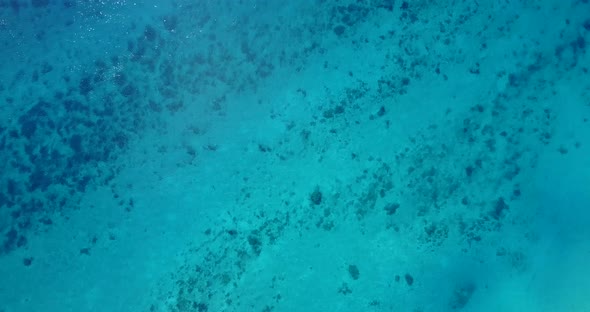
1;1;589;311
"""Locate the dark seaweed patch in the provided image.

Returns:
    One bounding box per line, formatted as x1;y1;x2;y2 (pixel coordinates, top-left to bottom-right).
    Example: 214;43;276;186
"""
334;25;346;36
162;15;178;32
404;273;414;286
69;134;83;153
144;25;157;41
348;264;360;280
31;0;49;8
490;197;509;220
121;84;137;98
6;178;19;198
63;99;86;112
1;228;26;255
79;76;93;95
28;169;51;192
20;120;37;138
76;175;91;192
113;73;127;87
40;62;53;74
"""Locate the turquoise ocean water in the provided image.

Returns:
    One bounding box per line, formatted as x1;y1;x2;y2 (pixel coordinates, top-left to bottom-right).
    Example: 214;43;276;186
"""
1;1;589;311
